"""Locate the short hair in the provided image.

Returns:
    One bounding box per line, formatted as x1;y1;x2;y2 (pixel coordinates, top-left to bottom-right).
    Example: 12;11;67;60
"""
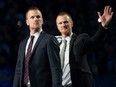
56;12;73;23
25;7;42;19
56;12;72;20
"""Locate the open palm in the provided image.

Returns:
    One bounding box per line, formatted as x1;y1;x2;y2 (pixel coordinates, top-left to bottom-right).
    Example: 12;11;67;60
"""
98;6;113;27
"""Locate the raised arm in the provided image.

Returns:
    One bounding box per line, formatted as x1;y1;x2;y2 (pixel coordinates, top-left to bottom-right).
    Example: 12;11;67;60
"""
98;6;113;28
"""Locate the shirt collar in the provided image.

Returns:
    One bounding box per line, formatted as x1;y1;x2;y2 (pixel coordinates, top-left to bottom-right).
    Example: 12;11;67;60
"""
62;33;73;40
30;28;42;37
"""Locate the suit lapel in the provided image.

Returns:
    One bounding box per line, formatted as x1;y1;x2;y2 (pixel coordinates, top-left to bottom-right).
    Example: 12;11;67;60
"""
31;31;45;56
69;33;76;53
69;34;76;63
22;38;28;60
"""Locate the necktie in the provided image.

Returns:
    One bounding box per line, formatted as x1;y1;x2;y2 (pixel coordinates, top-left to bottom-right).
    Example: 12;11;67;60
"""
60;39;67;69
61;39;71;85
24;35;35;85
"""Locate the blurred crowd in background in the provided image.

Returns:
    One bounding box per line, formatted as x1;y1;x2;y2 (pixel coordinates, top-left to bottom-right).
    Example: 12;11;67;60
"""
0;0;116;87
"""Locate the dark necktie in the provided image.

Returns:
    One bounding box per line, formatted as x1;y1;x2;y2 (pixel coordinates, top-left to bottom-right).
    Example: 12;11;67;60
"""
60;39;67;69
24;35;35;85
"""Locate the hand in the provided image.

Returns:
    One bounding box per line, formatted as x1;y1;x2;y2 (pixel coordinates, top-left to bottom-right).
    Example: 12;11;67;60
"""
97;6;113;28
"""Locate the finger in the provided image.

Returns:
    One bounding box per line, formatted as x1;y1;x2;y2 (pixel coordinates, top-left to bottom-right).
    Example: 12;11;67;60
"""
109;7;112;15
110;12;114;17
97;12;101;18
104;6;109;14
104;6;107;14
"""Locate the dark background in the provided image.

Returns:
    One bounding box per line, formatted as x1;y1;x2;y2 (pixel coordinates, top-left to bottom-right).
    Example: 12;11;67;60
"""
0;0;116;87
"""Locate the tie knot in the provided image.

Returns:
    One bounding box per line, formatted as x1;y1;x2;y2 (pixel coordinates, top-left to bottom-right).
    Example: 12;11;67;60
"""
62;39;67;44
30;35;35;41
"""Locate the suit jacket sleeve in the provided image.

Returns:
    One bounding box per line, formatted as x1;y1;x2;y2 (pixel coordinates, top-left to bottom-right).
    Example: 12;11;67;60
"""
83;25;108;52
13;42;23;87
13;40;26;87
47;36;62;87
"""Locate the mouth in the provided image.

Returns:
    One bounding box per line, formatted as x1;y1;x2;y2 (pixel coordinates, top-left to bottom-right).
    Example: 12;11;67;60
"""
62;27;67;30
34;22;39;24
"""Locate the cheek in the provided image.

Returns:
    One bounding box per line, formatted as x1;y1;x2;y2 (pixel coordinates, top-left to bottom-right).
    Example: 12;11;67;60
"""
26;20;32;26
56;24;60;28
57;26;62;32
58;27;61;31
58;26;62;31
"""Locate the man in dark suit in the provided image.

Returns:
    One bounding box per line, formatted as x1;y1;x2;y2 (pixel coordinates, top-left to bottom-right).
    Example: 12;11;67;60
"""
13;7;62;87
56;6;113;87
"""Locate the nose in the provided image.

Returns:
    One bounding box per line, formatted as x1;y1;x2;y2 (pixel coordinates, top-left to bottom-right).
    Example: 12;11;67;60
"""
33;16;39;21
35;17;39;20
62;23;66;26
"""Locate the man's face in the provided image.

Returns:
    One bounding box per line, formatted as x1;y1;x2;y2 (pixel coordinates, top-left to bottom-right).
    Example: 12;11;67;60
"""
26;9;43;31
56;15;73;35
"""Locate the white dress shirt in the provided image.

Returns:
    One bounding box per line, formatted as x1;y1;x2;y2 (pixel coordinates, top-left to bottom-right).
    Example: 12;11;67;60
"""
58;33;73;86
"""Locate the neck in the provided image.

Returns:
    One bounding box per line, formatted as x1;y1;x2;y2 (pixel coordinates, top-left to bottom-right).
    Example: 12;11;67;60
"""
62;33;71;38
30;28;41;34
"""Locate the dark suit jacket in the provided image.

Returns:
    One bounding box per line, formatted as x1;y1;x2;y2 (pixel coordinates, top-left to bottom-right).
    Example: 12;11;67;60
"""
13;31;62;87
68;26;107;87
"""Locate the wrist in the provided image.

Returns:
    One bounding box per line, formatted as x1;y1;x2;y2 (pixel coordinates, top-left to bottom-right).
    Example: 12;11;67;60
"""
103;26;108;29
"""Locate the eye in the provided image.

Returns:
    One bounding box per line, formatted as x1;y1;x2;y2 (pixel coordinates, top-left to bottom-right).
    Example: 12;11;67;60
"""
36;16;40;19
59;22;62;24
30;16;34;19
64;21;68;24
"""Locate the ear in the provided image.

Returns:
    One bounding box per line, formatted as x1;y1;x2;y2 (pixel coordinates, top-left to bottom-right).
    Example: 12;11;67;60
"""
41;18;43;24
71;21;73;27
26;19;29;26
